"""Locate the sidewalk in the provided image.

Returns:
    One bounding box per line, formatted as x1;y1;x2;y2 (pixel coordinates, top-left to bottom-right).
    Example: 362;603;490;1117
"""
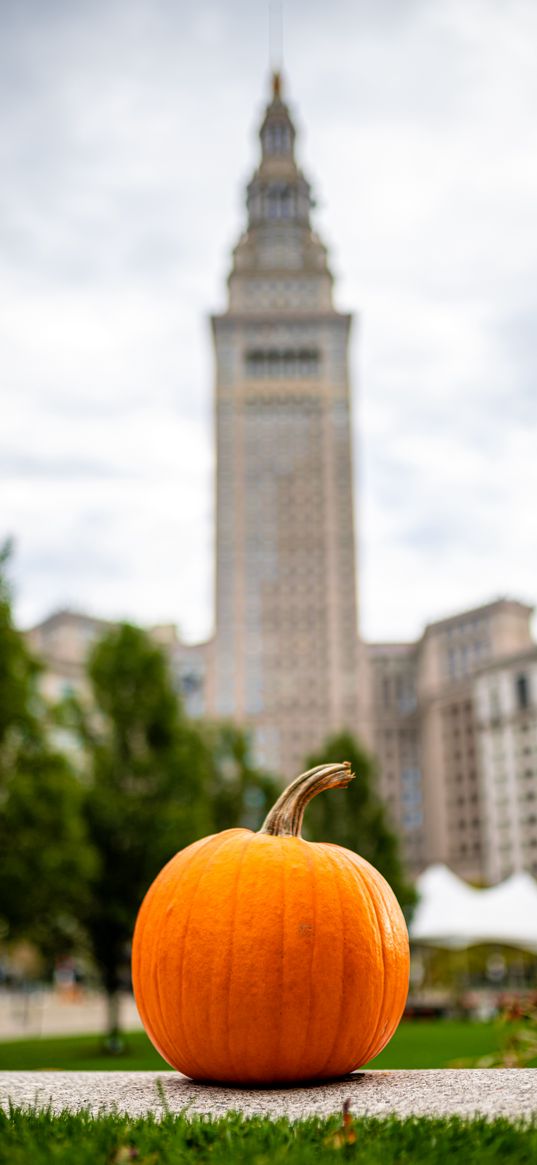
0;990;142;1041
1;1069;536;1120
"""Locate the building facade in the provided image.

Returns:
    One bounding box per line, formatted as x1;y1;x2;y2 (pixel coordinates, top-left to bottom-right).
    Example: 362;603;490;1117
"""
26;610;111;705
475;647;537;882
209;74;364;775
368;599;535;881
367;641;422;872
26;609;209;723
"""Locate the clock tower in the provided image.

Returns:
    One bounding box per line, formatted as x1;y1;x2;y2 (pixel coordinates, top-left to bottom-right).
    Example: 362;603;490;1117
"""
210;74;364;775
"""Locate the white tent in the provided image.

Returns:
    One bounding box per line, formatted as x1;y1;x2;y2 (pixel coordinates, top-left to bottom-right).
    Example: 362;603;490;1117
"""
409;864;537;952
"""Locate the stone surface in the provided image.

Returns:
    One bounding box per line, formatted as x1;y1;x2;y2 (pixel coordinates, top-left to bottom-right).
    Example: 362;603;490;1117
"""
1;1070;536;1120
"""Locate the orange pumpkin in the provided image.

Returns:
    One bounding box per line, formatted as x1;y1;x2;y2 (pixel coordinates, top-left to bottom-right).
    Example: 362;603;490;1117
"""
132;762;409;1084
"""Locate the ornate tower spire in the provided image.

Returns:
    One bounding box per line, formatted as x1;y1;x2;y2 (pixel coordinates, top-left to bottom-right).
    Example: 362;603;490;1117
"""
228;74;332;311
247;73;309;227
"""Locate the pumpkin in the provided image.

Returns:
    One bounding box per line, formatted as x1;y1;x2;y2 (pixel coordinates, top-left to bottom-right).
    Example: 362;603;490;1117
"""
132;762;409;1084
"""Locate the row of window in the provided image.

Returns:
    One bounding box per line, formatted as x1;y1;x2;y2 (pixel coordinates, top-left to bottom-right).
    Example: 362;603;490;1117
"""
243;394;322;412
237;282;322;309
445;640;489;678
492;769;535;782
380;675;417;711
486;673;533;718
245;349;321;378
442;616;490;640
249;184;310;223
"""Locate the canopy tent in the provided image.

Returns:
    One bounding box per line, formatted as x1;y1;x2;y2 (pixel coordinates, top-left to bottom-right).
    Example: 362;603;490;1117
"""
409;864;537;952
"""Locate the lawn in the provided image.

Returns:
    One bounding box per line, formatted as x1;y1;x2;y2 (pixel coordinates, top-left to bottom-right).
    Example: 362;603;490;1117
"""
0;1019;516;1072
1;1109;537;1165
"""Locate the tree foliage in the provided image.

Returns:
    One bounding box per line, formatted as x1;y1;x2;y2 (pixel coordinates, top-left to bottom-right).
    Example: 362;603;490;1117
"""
0;541;40;757
0;544;94;958
62;623;209;1031
64;623;284;1040
302;731;417;917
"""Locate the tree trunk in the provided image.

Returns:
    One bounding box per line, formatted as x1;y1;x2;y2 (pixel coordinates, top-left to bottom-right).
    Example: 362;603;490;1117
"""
104;989;124;1054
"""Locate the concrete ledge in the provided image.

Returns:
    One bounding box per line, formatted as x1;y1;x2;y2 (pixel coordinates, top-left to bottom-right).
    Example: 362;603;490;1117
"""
1;1070;536;1120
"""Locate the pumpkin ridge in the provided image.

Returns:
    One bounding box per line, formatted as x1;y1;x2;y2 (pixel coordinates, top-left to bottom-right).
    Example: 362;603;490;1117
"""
169;831;243;1077
367;874;400;1060
321;843;403;1068
132;891;169;1064
150;834;220;1068
349;858;387;1067
311;845;347;1078
133;836;217;1067
352;856;409;1061
222;833;255;1081
289;842;316;1075
273;839;285;1076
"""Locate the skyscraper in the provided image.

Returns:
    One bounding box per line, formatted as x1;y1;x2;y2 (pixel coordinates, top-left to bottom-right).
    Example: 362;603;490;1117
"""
210;74;364;775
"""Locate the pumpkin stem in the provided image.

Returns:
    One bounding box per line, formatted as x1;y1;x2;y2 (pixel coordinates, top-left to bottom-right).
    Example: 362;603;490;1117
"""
258;762;355;838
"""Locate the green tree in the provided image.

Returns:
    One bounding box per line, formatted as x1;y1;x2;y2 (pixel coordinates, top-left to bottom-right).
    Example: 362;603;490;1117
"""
0;543;94;960
302;731;417;917
0;541;39;758
64;620;284;1046
69;623;213;1045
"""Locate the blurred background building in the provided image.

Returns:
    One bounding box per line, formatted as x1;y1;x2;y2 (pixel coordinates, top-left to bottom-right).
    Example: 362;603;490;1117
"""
26;76;537;886
209;73;364;776
369;598;534;881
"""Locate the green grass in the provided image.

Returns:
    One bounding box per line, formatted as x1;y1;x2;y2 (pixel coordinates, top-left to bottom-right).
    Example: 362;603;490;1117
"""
0;1030;165;1072
0;1019;513;1072
2;1109;537;1165
368;1018;506;1069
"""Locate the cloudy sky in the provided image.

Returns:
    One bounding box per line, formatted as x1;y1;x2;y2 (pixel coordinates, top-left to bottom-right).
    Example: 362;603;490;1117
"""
2;0;536;643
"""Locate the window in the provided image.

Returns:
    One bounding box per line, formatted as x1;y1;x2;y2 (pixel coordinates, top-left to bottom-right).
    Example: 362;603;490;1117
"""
264;183;295;220
403;810;423;830
264;123;291;154
516;673;530;710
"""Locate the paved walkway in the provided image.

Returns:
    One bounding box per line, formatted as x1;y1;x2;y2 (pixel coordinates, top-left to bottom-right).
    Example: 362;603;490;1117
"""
1;1069;536;1120
0;991;142;1040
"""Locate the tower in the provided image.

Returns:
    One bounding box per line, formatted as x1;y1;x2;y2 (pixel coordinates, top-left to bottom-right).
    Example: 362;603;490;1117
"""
210;75;363;776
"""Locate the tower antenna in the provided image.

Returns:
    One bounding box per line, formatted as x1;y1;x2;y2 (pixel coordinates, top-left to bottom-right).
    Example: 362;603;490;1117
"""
269;0;284;76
